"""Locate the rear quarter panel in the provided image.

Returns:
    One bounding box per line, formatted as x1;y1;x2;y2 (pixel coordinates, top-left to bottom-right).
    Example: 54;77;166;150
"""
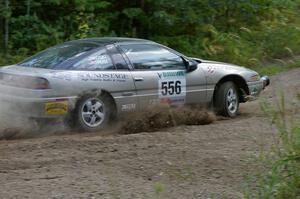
45;70;137;114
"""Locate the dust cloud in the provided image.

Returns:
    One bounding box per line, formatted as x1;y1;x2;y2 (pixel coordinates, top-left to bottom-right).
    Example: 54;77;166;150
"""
0;90;66;139
0;95;216;139
117;104;216;134
0;100;38;139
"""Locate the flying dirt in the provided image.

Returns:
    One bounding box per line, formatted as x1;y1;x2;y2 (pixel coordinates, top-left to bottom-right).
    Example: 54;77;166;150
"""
0;100;216;139
0;68;299;198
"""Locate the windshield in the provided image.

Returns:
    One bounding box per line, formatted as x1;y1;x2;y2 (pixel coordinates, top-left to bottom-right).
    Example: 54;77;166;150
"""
19;42;99;69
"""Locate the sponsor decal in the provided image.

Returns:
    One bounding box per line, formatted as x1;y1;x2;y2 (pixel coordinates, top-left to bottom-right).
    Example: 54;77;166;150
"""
74;53;111;69
45;101;68;115
160;98;185;105
50;72;72;81
207;66;215;74
157;70;186;105
121;103;136;111
78;73;129;83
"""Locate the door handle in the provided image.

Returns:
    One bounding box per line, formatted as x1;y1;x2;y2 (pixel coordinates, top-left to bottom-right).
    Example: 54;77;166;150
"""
134;77;144;82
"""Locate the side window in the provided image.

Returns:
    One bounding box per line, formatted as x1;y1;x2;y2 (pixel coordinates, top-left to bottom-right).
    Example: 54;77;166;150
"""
119;44;185;70
106;45;129;70
72;49;115;70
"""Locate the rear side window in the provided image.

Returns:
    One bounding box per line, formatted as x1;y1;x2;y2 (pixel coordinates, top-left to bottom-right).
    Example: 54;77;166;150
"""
72;49;115;70
119;44;185;70
106;45;129;70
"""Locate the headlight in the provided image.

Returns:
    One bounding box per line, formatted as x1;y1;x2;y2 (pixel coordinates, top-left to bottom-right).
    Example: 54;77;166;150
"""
249;74;260;82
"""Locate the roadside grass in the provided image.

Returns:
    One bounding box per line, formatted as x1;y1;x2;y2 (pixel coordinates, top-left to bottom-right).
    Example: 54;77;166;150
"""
245;95;300;198
153;182;165;198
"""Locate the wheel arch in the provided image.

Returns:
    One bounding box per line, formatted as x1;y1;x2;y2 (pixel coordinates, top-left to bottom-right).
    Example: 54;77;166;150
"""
213;75;249;104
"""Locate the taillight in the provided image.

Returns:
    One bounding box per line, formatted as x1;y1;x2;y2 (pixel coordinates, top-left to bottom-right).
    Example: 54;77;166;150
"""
29;77;51;89
0;73;51;90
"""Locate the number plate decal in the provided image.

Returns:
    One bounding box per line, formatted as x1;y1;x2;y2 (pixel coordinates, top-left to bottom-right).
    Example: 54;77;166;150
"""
158;71;186;104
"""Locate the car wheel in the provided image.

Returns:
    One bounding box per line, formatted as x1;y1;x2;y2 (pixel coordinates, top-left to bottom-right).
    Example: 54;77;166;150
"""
214;81;239;117
75;94;112;132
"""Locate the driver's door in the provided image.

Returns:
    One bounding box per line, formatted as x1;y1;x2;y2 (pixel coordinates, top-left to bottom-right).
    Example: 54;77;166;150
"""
118;43;207;109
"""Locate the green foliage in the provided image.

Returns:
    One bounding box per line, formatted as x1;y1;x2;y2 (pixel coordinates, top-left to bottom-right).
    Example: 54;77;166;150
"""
0;0;300;68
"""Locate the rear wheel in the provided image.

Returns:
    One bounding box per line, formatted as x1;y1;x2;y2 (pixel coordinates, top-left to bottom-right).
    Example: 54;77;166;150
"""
74;94;112;132
214;81;239;117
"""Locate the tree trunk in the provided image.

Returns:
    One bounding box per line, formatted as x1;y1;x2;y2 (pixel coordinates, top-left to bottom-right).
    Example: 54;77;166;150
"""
140;0;144;8
0;1;3;51
4;0;9;54
27;0;31;16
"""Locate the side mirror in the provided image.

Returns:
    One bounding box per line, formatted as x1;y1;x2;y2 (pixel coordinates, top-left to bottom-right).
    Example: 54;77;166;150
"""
182;57;198;72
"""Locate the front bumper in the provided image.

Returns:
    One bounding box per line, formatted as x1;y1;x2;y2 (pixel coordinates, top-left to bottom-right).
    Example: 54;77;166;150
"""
0;93;77;118
261;76;270;88
246;76;270;100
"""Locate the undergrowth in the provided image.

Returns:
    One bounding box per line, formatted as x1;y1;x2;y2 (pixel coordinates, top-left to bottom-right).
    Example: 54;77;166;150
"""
245;95;300;198
1;0;300;72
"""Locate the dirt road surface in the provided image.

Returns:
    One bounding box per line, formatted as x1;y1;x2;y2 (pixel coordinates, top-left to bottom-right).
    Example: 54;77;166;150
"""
0;68;299;199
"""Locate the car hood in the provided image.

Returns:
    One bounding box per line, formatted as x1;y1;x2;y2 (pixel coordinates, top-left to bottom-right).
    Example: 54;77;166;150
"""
199;59;236;65
192;58;255;73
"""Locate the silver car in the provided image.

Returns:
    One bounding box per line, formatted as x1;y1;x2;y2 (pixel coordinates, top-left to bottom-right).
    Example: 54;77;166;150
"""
0;37;269;131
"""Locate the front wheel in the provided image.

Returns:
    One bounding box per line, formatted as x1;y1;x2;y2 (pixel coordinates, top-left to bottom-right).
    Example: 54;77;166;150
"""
214;81;239;117
73;95;112;132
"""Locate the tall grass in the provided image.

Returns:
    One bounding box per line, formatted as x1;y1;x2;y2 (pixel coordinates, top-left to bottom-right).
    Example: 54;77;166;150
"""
246;95;300;198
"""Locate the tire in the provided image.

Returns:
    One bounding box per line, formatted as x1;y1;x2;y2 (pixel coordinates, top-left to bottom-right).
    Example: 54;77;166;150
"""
214;81;239;117
73;94;113;132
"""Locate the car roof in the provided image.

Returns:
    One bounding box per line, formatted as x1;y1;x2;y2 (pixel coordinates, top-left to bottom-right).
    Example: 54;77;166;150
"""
73;37;156;46
60;37;186;58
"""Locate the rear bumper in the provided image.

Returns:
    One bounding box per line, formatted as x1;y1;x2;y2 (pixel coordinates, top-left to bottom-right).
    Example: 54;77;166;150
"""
0;93;77;118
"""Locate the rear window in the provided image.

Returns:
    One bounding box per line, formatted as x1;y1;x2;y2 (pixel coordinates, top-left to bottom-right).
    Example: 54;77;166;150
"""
19;42;99;69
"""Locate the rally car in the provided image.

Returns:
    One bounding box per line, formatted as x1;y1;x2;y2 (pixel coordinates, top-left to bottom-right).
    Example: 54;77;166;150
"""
0;37;269;131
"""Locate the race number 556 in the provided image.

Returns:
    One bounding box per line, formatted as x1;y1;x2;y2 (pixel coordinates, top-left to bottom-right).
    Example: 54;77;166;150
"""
161;81;181;96
158;71;186;99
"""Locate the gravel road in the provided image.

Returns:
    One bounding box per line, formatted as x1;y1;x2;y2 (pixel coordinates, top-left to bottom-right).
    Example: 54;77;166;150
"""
0;68;299;199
